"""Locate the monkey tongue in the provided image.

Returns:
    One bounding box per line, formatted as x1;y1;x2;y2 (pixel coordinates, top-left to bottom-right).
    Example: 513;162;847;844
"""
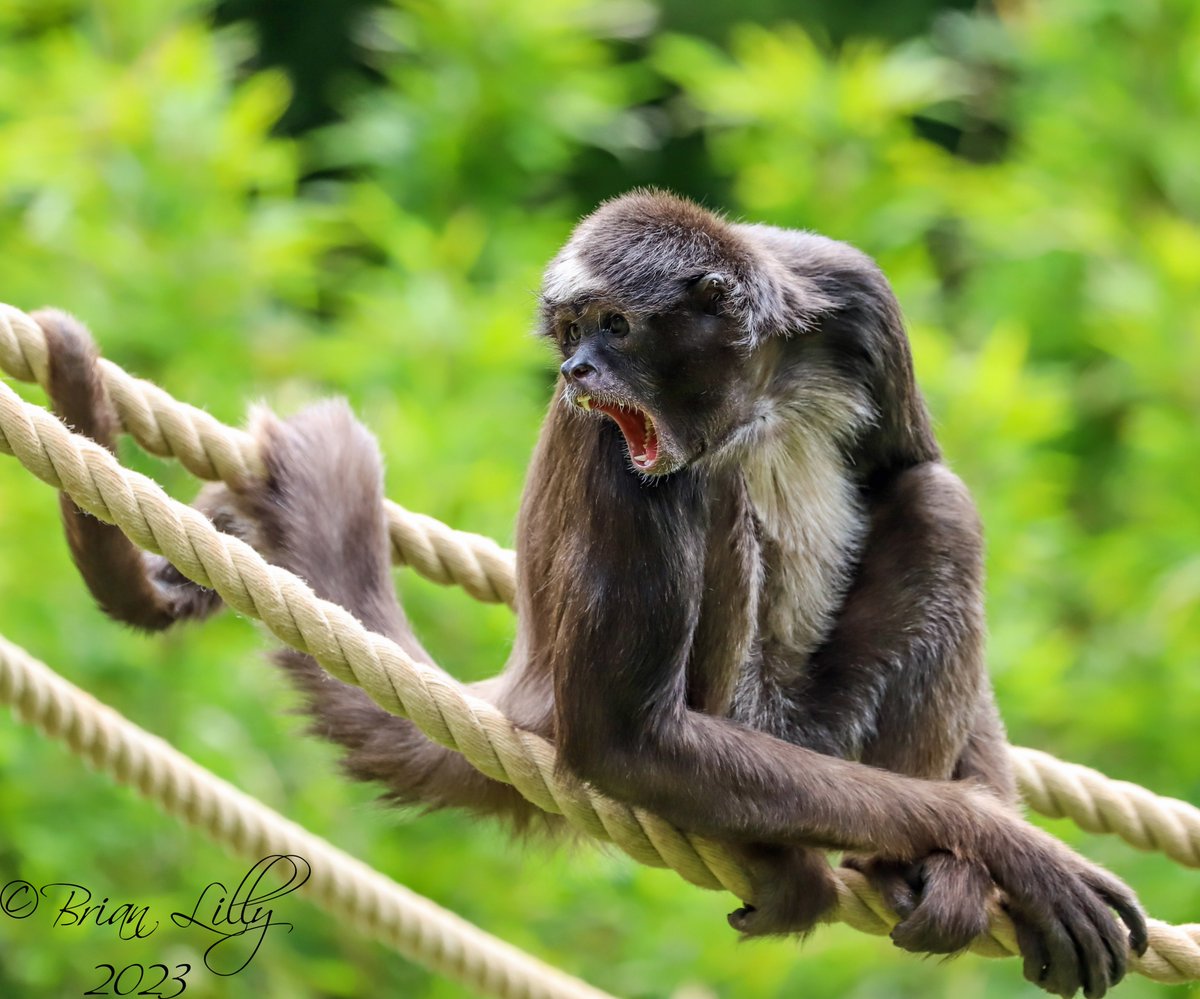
596;403;659;469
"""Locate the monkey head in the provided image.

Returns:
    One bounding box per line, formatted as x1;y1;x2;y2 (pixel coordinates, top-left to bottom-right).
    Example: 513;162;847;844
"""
538;190;800;476
538;189;936;480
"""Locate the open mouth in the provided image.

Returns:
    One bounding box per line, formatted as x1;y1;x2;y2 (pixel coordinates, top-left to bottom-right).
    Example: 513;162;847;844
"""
577;395;659;470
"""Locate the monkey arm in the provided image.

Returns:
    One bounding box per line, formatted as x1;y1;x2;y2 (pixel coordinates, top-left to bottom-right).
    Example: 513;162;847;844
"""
558;541;1142;996
751;461;1021;953
685;470;763;716
567;672;1143;996
536;432;1143;997
541;437;985;853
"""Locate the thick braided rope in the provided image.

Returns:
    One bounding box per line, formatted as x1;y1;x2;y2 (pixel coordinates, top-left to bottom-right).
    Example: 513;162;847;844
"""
3;303;1199;869
0;633;613;999
3;368;1200;983
1012;748;1200;868
0;306;1195;984
0;375;752;896
0;305;516;607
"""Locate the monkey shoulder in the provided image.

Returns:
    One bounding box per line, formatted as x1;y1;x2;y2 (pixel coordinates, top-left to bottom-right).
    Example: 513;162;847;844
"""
865;462;982;544
850;462;986;609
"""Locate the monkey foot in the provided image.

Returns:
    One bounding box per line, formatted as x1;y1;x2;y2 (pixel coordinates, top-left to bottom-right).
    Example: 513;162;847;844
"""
844;852;993;956
726;844;839;938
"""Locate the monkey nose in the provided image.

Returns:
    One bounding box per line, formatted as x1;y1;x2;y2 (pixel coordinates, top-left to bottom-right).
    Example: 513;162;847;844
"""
560;358;595;381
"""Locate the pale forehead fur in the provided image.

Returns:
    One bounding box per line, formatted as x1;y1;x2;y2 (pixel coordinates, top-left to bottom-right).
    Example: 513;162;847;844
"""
543;190;741;308
540;190;833;337
541;244;605;303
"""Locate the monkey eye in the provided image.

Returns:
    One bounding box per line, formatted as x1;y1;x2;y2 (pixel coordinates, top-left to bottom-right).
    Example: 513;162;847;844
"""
606;313;629;337
564;322;581;346
692;273;730;315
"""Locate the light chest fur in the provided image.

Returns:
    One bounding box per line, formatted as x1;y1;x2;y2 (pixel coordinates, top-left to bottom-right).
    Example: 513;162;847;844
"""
741;405;867;664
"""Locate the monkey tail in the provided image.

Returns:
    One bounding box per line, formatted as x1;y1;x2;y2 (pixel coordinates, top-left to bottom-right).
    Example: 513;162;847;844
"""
38;309;222;631
252;402;554;830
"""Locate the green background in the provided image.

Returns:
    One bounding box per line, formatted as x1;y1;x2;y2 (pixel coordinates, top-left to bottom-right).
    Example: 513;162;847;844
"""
1;0;1197;996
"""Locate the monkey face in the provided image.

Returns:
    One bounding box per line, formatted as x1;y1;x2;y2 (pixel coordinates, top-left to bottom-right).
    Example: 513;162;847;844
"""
543;277;757;476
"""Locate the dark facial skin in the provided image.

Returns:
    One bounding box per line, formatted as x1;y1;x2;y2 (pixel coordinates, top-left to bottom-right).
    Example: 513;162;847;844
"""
38;191;1149;999
549;276;765;477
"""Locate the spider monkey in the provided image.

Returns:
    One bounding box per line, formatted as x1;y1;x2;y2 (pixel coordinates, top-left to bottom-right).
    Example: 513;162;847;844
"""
35;190;1147;999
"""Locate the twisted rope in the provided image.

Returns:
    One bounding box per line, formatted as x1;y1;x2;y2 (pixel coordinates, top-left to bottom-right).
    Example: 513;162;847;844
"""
0;305;516;607
0;372;751;896
2;303;1198;982
4;304;1198;869
0;633;613;999
1012;748;1200;869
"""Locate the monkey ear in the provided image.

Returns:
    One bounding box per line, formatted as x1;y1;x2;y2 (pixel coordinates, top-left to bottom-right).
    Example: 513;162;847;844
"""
691;273;731;315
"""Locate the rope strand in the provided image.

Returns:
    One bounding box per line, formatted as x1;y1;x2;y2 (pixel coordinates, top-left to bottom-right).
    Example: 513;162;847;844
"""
0;633;614;999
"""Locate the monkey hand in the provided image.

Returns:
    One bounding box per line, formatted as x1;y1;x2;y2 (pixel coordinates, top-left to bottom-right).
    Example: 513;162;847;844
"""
726;843;840;937
977;819;1148;998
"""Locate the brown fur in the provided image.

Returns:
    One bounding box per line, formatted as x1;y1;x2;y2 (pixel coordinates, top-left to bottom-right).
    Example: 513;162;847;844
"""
38;193;1146;998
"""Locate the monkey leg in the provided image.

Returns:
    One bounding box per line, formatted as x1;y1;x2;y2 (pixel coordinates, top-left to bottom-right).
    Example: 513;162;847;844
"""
37;309;223;630
39;313;549;827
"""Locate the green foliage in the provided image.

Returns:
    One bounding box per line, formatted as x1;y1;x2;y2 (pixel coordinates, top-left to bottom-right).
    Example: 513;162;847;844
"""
1;1;1197;997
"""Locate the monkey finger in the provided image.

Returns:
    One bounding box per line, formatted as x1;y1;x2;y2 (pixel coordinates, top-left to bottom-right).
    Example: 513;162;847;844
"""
1084;867;1148;957
1068;904;1119;999
1051;864;1136;996
727;904;758;935
725;901;812;938
1087;902;1129;992
727;844;839;937
724;902;772;936
1077;890;1130;995
1012;911;1054;993
1014;905;1085;999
